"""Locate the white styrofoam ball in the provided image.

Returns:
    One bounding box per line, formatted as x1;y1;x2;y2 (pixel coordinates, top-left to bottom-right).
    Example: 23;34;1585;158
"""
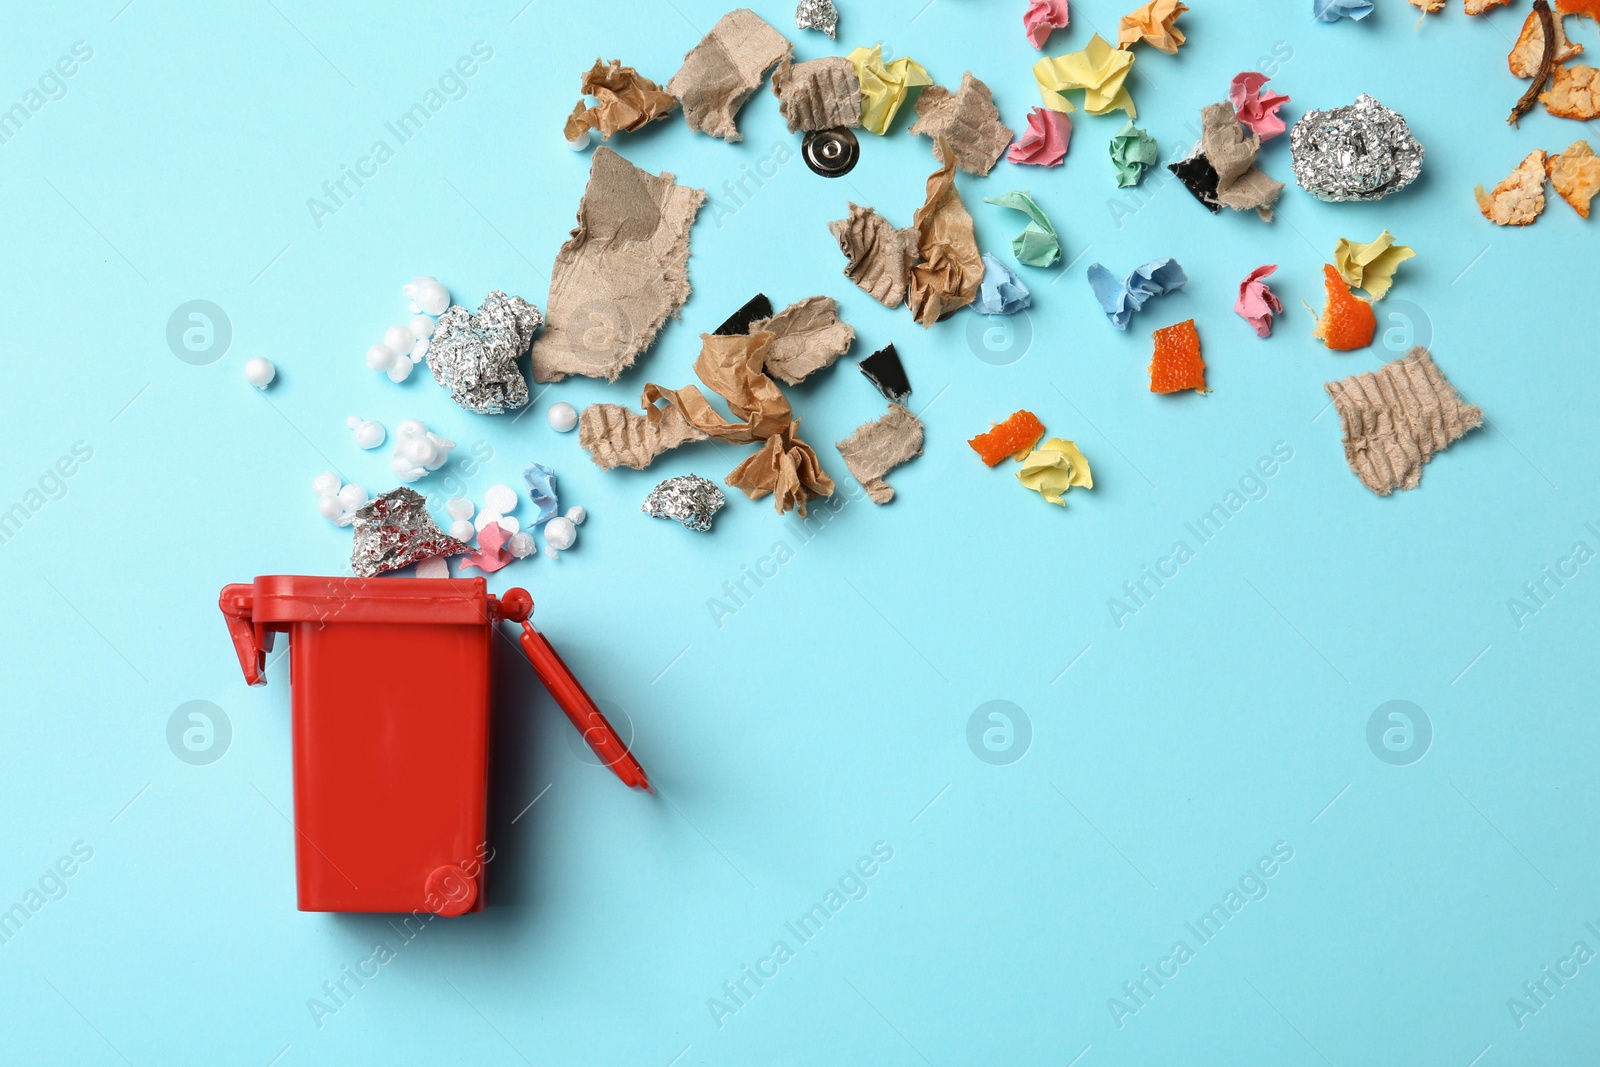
386;357;413;383
409;338;429;363
367;343;397;371
391;454;419;482
317;494;342;519
405;437;436;466
509;532;536;558
337;484;368;510
408;277;449;316
495;516;521;535
566;128;592;151
243;357;276;389
544;545;559;559
312;472;341;495
347;417;386;449
564;506;586;526
484;484;518;514
416;556;450;579
546;401;578;433
445;497;474;520
409;315;437;342
383;324;414;355
474;511;503;532
333;510;357;528
544;516;577;551
449;519;475;542
396;418;426;437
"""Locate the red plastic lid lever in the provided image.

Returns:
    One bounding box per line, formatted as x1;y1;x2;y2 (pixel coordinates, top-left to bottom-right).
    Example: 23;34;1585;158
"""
515;620;652;793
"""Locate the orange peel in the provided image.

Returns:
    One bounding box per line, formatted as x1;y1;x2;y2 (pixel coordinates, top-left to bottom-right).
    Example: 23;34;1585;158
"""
968;410;1046;466
1148;319;1207;394
1311;264;1376;351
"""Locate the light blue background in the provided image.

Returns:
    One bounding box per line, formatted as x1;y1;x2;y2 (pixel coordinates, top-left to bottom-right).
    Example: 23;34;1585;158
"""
3;0;1598;1063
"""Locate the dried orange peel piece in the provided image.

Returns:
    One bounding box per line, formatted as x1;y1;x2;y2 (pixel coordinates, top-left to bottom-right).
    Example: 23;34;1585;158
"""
1148;319;1207;394
1556;0;1600;19
1466;0;1513;14
1475;149;1548;225
1310;264;1376;351
1541;64;1600;118
1547;140;1600;217
968;410;1046;466
1511;8;1583;76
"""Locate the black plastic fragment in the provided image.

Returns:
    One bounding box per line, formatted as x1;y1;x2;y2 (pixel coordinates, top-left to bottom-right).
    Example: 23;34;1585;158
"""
858;343;911;404
714;294;773;336
1168;151;1221;214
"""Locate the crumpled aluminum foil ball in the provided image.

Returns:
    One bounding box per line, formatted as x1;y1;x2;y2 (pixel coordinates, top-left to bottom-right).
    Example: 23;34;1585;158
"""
642;475;726;533
350;488;470;577
795;0;839;38
1290;94;1424;203
426;290;542;414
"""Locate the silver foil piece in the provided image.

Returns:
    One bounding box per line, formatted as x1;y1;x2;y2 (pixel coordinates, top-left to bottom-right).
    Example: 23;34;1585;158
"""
426;290;542;414
350;488;470;577
1289;94;1423;203
642;475;726;533
796;0;839;38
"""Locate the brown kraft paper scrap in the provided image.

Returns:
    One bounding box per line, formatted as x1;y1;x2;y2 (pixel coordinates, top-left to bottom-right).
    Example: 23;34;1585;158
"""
564;59;677;142
1324;347;1484;496
908;138;984;327
909;72;1014;177
643;333;835;515
829;203;919;308
749;296;856;385
666;8;792;142
578;402;707;470
1201;103;1283;221
530;147;706;383
836;404;925;504
771;56;861;132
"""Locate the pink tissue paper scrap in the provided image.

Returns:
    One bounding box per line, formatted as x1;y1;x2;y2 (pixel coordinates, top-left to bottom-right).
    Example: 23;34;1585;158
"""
1007;107;1072;166
1025;0;1070;49
1229;72;1290;141
459;521;514;574
1235;264;1283;338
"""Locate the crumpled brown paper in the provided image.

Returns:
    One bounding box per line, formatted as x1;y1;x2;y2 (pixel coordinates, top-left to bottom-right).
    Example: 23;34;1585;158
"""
829;203;919;308
1201;103;1283;221
771;56;861;132
1324;347;1483;496
578;402;707;470
667;8;792;142
531;147;706;383
836;404;924;504
909;72;1014;177
643;333;835;514
749;296;855;385
564;59;677;142
908;140;984;327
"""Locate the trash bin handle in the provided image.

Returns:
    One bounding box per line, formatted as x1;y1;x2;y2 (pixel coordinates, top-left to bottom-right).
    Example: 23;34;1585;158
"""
514;620;653;794
219;583;273;687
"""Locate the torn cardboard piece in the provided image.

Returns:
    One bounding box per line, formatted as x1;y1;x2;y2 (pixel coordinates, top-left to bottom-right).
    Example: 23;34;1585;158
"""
667;8;792;142
578;401;708;470
908;142;983;327
836;404;924;504
750;296;855;385
564;59;677;142
830;203;919;308
1201;103;1283;221
772;56;861;132
910;72;1014;177
531;147;706;383
1324;347;1483;496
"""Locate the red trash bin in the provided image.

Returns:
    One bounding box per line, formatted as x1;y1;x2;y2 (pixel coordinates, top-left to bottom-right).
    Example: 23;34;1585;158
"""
219;575;648;915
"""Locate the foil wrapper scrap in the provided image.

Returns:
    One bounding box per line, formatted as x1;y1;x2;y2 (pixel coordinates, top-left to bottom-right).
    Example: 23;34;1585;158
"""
427;290;543;414
1289;94;1423;203
643;475;726;532
796;0;839;38
350;488;470;577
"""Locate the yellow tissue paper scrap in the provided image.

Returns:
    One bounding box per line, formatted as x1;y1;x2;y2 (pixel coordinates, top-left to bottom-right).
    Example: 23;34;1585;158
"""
1033;34;1136;117
1017;438;1093;505
1333;230;1416;300
848;44;932;135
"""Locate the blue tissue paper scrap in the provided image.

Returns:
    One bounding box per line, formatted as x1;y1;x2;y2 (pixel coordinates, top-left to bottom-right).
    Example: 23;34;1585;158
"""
1313;0;1373;21
974;253;1032;316
523;462;559;525
1085;258;1188;330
